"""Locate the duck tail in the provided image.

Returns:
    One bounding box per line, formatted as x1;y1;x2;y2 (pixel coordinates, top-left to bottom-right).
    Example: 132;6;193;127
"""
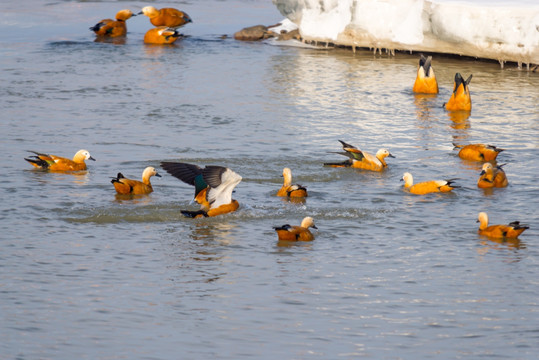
110;173;125;184
24;156;48;169
509;221;529;230
446;179;460;188
452;143;463;150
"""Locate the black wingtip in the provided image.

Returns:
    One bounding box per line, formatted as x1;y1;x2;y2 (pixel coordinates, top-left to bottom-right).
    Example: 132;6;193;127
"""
323;160;352;167
274;224;292;231
181;210;208;218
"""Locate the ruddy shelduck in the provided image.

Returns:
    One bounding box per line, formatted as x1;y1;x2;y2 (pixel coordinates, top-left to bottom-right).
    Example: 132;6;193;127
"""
89;9;136;38
161;162;242;218
274;217;317;242
111;166;161;195
401;172;458;195
453;143;504;162
477;212;528;239
324;140;395;171
25;149;95;171
444;73;472;111
144;27;182;45
277;168;308;197
477;163;508;188
413;55;439;94
139;6;192;28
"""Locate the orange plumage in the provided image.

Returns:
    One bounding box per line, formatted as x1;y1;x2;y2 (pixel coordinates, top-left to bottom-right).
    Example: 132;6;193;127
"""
412;55;439;94
445;73;472;111
111;167;161;195
25;149;95;172
161;162;242;218
139;6;192;28
477;212;528;239
454;143;504;162
276;168;308;197
324;140;394;171
477;163;508;188
144;27;182;44
89;9;135;38
401;172;458;195
274;217;317;242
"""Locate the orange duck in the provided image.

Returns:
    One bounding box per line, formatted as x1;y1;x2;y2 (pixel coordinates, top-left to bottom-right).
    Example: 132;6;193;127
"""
401;172;458;195
477;163;508;188
413;55;439;94
144;27;182;45
444;73;472;111
453;143;504;162
277;168;308;197
89;9;136;38
477;212;528;239
111;167;161;195
324;140;394;171
25;149;95;171
161;162;242;218
274;217;317;242
139;6;192;28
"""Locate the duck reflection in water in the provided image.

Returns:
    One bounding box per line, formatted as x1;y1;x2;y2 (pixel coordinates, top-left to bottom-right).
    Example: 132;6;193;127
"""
448;110;471;130
413;93;438;123
189;221;237;246
93;36;126;45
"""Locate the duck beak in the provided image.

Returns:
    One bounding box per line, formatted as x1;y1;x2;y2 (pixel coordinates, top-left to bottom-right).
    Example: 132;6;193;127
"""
388;153;395;158
312;225;318;229
155;173;162;178
479;170;486;176
137;11;143;15
400;178;404;182
89;156;96;161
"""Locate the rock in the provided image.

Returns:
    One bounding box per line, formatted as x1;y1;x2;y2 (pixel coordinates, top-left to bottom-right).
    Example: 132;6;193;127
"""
234;25;276;41
277;29;301;41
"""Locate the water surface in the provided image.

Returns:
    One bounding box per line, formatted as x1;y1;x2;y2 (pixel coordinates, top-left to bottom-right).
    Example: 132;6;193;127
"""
1;1;538;359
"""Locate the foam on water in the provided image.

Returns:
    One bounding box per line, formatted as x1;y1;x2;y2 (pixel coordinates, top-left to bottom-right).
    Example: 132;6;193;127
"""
272;0;539;65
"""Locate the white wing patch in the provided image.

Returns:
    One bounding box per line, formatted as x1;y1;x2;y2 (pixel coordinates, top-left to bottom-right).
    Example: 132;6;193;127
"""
207;168;242;208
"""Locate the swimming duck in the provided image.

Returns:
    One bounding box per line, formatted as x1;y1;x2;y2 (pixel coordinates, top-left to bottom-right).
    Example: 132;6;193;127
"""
111;167;161;195
276;168;308;197
453;143;504;162
401;172;458;195
324;140;395;171
477;163;508;188
477;212;528;239
89;9;136;38
25;149;95;171
413;55;439;94
161;161;241;218
444;73;472;111
144;27;182;44
139;6;192;28
274;217;317;242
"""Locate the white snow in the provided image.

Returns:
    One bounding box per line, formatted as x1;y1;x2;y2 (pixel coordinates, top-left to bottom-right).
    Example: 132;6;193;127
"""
272;0;539;65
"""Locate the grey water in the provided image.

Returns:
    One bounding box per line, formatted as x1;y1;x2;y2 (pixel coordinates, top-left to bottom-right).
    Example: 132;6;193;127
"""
1;1;538;359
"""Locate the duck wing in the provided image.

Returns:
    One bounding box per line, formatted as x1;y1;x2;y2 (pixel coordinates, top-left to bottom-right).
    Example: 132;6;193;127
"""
202;166;242;208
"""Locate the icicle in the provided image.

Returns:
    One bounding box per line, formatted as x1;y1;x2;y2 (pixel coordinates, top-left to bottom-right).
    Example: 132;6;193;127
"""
526;63;530;71
499;59;505;69
517;61;522;70
352;45;356;53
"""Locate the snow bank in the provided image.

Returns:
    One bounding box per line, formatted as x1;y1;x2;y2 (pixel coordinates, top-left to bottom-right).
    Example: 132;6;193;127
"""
272;0;539;66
